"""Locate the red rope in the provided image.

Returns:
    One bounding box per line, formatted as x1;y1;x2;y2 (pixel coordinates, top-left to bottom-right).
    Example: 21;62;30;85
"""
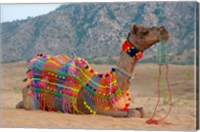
146;64;173;125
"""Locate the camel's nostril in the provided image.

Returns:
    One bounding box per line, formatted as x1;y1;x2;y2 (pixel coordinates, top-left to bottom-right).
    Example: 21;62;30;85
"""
139;107;143;110
135;107;143;111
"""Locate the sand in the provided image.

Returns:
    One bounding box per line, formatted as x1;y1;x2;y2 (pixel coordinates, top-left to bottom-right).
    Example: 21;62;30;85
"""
0;61;197;130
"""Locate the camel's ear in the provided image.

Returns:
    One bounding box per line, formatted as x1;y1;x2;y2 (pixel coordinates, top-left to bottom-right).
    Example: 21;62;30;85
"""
131;24;138;34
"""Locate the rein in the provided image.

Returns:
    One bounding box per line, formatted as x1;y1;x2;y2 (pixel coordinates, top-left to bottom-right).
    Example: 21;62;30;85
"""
146;38;173;125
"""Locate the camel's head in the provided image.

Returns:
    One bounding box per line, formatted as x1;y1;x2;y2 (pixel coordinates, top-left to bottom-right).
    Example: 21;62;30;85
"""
128;24;170;51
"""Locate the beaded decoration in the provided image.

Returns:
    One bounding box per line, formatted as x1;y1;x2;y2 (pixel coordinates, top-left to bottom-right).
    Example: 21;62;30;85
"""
122;39;143;61
25;53;131;114
115;66;134;81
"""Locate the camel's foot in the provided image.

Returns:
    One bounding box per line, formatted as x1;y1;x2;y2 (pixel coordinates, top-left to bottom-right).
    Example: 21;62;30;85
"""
16;101;24;109
127;107;145;118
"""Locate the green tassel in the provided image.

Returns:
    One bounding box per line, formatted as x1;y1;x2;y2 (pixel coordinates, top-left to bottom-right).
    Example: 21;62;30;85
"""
157;39;168;65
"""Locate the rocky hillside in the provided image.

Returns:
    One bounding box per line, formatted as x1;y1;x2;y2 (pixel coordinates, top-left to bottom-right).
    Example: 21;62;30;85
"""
1;2;198;64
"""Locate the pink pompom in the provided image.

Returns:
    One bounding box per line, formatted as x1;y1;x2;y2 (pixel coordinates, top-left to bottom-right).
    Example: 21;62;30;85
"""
43;54;47;58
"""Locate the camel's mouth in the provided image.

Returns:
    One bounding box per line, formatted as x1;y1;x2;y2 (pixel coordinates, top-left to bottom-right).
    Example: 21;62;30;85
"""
159;26;170;41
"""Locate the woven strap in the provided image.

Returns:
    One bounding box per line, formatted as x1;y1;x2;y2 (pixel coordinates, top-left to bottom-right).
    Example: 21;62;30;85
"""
122;39;143;61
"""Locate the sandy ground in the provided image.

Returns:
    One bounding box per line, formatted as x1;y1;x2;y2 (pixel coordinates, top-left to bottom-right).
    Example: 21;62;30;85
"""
0;61;197;130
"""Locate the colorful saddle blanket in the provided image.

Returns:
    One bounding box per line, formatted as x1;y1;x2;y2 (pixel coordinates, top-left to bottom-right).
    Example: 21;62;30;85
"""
26;54;131;114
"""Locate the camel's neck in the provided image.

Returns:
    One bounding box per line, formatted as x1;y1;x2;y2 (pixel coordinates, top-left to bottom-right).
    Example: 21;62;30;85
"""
116;51;137;92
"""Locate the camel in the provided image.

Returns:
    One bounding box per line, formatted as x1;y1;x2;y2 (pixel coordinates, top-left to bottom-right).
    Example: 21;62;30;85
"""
16;24;169;118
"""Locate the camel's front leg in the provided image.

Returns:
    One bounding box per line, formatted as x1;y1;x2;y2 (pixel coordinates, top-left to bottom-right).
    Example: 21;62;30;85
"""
127;107;145;118
95;108;128;117
95;107;145;118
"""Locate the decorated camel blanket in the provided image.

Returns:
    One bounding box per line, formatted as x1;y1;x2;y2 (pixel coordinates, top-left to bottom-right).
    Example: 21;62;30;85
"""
25;54;131;114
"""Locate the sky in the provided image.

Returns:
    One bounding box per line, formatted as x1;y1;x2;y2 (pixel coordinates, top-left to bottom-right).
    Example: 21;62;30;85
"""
1;4;62;22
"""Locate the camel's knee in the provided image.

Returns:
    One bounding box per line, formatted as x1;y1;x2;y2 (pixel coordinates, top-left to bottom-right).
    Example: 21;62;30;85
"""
136;107;145;118
127;107;146;118
16;101;24;109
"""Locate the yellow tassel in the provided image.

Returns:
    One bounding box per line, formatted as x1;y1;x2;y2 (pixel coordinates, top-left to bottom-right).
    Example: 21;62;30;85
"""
94;72;98;75
104;106;110;110
77;57;81;61
24;96;30;109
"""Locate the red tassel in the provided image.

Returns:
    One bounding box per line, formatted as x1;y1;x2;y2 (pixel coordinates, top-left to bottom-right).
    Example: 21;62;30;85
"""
123;107;128;111
90;69;94;73
146;119;159;125
125;103;130;107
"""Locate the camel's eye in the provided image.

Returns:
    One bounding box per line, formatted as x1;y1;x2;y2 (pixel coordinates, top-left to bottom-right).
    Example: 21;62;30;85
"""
143;31;149;35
